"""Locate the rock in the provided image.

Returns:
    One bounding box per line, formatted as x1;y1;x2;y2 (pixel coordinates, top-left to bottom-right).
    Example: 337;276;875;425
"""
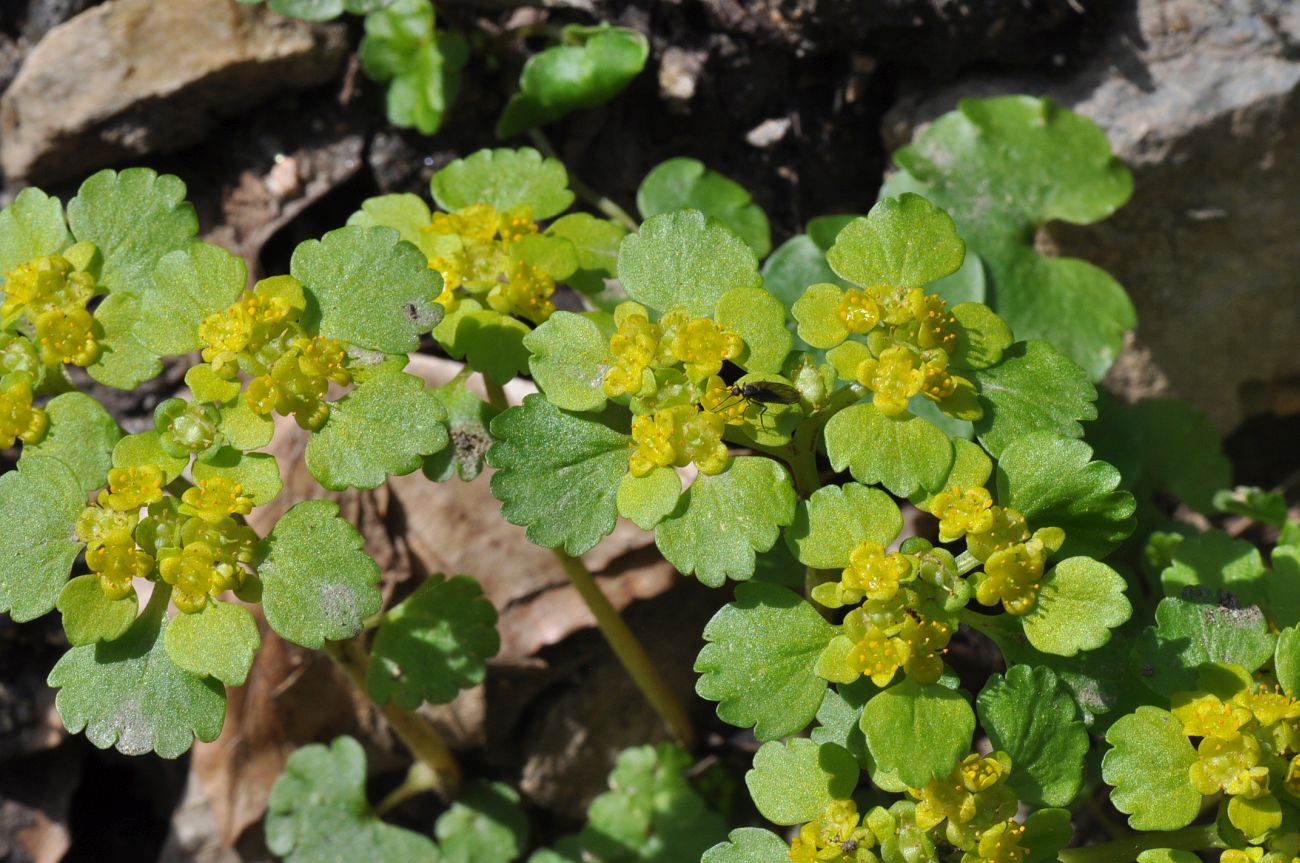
0;0;347;183
20;0;100;43
885;0;1300;433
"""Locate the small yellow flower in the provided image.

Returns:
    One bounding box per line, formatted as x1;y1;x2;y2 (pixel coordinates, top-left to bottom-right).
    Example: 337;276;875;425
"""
1190;733;1269;798
929;486;995;543
604;309;661;398
908;289;957;353
668;314;744;381
842;541;915;603
0;376;47;448
86;529;153;599
35;306;98;366
970;819;1028;863
1;254;96;321
101;464;165;512
856;343;923;416
180;476;254;524
837;289;881;334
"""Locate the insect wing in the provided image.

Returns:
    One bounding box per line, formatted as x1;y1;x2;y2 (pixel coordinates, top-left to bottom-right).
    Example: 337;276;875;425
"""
742;381;801;404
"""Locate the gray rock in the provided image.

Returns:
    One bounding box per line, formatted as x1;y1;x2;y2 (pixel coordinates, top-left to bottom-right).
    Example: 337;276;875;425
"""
0;0;347;183
885;0;1300;433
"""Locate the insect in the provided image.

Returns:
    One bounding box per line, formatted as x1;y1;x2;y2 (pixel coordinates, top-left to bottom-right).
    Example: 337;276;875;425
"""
709;380;801;429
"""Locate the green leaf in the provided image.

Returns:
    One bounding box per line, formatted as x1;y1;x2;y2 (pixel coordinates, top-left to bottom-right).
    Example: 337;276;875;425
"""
164;601;261;686
545;213;627;292
367;575;499;709
811;687;870;768
884;96;1134;379
87;292;163;389
436;781;529;863
1275;627;1300;695
616;468;681;531
498;24;649;138
581;743;727;863
1022;809;1073;863
745;738;858;826
1214;486;1288;526
950;302;1013;370
67;168;198;296
826;194;964;289
266;736;440;862
220;397;276;453
306;369;448;490
996;433;1135;559
861;678;975;787
0;456;84;622
193;449;283;506
618;210;762;318
359;0;467;135
434;301;532;385
113;430;188;482
423;377;499;483
701;829;789;863
973;340;1097;457
138;241;246;356
186;364;242;404
256;0;344;20
524;311;609;412
56;574;136;647
786;483;903;568
1021;557;1131;657
488;395;629;555
258;500;382;649
762;236;849;329
347;193;437;258
291;225;443;354
432;147;574;219
655;457;796;587
48;602;226;758
824;404;954;498
22;392;120;493
913;437;991;510
1137;852;1202;863
695;581;835;741
1135;595;1275;697
1160;531;1267;606
976;665;1088;807
714;287;792;374
1101;706;1200;830
636;158;771;257
0;187;70;273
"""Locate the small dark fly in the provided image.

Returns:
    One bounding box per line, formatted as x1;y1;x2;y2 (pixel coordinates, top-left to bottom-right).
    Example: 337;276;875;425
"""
711;380;801;429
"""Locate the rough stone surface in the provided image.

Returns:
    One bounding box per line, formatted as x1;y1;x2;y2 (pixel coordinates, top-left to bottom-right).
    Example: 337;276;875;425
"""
0;0;347;183
885;0;1300;433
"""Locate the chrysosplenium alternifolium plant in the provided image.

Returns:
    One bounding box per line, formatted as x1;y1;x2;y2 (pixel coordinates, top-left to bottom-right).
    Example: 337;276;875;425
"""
1;95;1297;863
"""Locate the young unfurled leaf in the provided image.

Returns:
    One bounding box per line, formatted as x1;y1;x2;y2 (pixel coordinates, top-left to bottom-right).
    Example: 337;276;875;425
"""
826;193;964;290
824;404;953;498
164;600;261;687
637;158;771;257
976;665;1088;807
1214;486;1289;526
291;226;443;355
367;575;499;709
265;736;440;863
1021;557;1130;657
1101;706;1200;830
48;599;226;758
996;432;1135;559
56;574;136;647
786;483;903;569
0;187;71;273
498;24;649;138
1135;595;1275;697
581;743;727;863
488;394;629;555
22;391;120;493
258;500;383;649
973;340;1097;457
655;457;796;587
432;148;574;219
423;376;500;483
138;241;246;357
524;311;610;413
618;210;762;318
695;582;835;741
359;0;467;135
884;96;1134;379
306;369;449;490
701;829;790;863
0;456;85;622
861;678;975;787
67;168;198;297
744;738;858;826
436;781;529;863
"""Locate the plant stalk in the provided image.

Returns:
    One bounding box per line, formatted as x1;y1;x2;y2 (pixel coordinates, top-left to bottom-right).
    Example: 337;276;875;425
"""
1057;824;1224;863
325;639;462;798
551;548;697;750
374;761;438;816
526;129;639;232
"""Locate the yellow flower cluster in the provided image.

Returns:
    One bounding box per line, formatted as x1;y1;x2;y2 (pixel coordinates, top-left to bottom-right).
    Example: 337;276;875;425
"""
909;753;1018;853
1173;676;1300;842
788;800;876;863
628;403;728;477
2;254;99;367
839;604;952;687
0;375;46;448
604;303;744;398
424;203;556;324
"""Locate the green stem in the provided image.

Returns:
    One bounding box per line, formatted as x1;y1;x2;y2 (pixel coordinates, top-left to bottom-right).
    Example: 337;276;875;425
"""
325;639;462;798
551;548;697;750
1057;824;1224;863
483;375;509;411
527;129;639;232
954;550;980;576
374;761;437;817
957;606;998;637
